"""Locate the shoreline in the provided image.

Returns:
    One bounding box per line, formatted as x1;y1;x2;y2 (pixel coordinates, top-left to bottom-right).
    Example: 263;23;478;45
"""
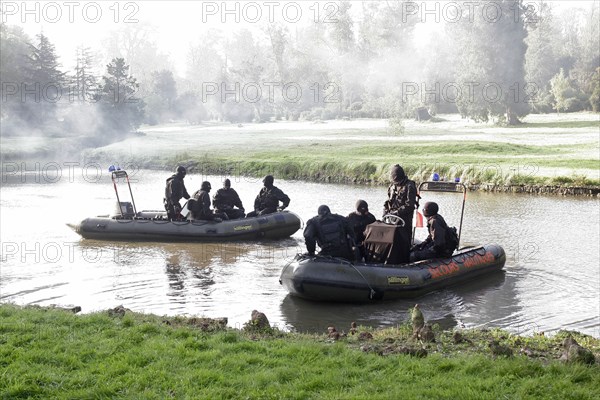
1;304;598;398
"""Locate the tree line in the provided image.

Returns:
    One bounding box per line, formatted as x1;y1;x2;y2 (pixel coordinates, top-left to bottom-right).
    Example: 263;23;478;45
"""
1;0;598;139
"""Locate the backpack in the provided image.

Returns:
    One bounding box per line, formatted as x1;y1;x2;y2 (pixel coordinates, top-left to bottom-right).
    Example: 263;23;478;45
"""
446;226;459;250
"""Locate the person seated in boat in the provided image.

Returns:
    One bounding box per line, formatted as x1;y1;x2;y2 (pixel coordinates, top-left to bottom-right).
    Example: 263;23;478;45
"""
410;202;458;262
190;181;228;222
213;178;245;220
164;165;190;221
346;200;376;260
246;175;290;217
304;205;355;260
383;164;418;231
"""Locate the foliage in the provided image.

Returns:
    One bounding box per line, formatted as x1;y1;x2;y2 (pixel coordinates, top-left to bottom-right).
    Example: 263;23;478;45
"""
98;58;145;135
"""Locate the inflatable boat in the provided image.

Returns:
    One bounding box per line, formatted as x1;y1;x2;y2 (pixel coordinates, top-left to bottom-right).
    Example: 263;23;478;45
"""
69;168;301;242
279;244;506;302
71;210;302;242
280;180;506;301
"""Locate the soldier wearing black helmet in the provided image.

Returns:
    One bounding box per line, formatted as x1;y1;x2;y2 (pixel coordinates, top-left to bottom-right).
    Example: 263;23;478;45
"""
213;178;245;220
164;166;190;220
304;205;355;260
410;202;458;262
347;200;376;260
190;181;228;221
246;175;290;217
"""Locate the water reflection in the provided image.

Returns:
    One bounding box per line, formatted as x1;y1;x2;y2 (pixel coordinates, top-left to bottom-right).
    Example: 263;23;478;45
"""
1;169;598;337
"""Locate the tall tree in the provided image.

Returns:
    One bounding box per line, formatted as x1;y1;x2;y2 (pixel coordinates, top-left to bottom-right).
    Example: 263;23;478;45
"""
24;33;65;124
71;46;98;103
451;0;529;124
524;2;561;112
98;58;145;134
0;24;31;121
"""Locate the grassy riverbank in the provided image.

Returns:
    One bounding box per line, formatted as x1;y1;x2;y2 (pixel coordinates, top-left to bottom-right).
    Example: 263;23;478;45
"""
3;113;599;189
85;112;599;188
1;304;598;399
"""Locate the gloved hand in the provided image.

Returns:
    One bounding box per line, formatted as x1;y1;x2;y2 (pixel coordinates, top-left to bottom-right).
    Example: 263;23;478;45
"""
240;208;245;213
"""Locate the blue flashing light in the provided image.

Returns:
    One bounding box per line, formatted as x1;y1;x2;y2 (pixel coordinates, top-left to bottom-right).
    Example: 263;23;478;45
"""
108;165;116;172
455;177;461;183
432;173;440;182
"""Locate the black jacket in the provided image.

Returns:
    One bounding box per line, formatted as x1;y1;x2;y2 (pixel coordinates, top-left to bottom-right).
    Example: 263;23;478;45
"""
165;174;190;205
418;214;457;256
213;187;244;212
346;211;376;244
254;186;290;211
383;178;417;224
191;190;212;220
304;213;355;258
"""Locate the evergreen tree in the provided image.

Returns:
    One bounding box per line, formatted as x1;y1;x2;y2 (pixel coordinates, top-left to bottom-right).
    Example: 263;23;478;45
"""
71;46;98;103
23;33;65;124
0;24;31;121
98;58;145;134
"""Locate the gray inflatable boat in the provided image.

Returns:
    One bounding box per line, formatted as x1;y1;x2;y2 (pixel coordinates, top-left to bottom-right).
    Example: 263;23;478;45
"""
71;210;302;242
279;244;506;302
70;168;301;242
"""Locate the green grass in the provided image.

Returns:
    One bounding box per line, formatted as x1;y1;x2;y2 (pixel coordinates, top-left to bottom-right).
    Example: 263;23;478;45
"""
1;304;599;399
4;113;599;188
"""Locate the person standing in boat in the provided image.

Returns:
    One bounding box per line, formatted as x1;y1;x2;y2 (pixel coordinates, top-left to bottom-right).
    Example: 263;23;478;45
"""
164;165;190;221
190;181;228;222
383;164;417;229
346;200;376;260
410;202;458;262
304;205;355;260
213;178;245;220
246;175;290;217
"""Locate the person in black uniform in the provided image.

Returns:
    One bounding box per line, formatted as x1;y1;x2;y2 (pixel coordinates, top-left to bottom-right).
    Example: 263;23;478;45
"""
246;175;290;217
164;165;190;220
383;164;417;229
410;202;458;262
190;181;228;221
346;200;376;260
213;178;245;220
304;205;355;260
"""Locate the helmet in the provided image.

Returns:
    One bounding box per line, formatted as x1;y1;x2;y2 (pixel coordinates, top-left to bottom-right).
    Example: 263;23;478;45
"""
263;175;274;187
422;202;439;217
390;164;406;183
317;205;331;216
356;199;368;213
224;178;231;188
176;165;187;176
201;181;211;191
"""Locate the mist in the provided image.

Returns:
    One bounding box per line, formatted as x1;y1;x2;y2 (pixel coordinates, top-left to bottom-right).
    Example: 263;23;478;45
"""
1;1;599;161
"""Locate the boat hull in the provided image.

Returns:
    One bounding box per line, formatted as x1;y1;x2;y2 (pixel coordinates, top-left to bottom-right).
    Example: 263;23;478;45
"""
279;244;506;302
72;211;302;242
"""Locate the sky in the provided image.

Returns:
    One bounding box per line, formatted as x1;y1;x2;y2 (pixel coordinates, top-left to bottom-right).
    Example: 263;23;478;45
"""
2;0;597;77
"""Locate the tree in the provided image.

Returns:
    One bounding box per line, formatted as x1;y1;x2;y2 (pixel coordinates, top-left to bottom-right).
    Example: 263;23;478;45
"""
0;24;31;122
451;0;529;124
145;69;177;124
71;46;98;103
524;2;562;112
98;58;145;134
550;68;571;114
22;33;65;124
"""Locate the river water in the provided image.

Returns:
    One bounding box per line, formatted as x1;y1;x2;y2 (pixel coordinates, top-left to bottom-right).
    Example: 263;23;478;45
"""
1;168;598;337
